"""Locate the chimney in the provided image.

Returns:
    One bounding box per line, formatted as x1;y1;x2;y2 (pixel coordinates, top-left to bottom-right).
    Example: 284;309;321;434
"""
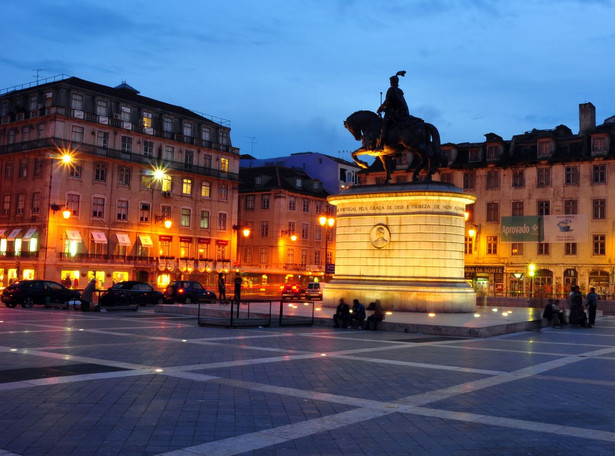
579;102;596;134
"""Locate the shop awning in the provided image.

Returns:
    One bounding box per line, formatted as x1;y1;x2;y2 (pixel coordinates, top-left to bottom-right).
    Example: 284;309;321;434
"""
91;231;108;244
138;234;153;247
66;230;82;242
216;240;229;246
197;237;210;244
159;235;173;242
179;236;193;243
115;233;131;246
0;229;6;238
7;229;22;240
22;228;38;240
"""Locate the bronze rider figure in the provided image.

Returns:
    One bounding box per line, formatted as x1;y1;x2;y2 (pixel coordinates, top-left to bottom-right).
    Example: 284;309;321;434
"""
376;70;409;149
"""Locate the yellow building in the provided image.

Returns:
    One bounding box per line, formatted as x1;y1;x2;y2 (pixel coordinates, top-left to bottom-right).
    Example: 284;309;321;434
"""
360;103;615;298
237;166;335;292
0;76;239;290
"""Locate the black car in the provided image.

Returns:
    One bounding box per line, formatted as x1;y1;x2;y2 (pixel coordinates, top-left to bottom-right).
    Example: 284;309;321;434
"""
100;281;165;307
163;281;216;304
1;280;80;308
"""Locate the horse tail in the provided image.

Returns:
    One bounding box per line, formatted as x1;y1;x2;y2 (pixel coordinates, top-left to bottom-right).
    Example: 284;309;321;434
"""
426;123;445;165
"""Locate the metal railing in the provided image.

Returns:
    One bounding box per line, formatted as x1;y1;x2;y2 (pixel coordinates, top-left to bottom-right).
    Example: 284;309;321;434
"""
0;137;240;181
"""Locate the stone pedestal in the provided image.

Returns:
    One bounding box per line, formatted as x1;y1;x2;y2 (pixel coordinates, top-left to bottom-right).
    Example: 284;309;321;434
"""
325;182;476;313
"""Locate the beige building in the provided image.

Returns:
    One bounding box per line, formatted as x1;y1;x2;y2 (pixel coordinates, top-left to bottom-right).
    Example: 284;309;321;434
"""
237;166;335;292
360;103;615;298
0;76;239;290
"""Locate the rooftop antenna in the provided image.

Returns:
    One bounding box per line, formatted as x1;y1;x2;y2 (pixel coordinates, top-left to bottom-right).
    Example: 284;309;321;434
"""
244;136;256;154
33;69;47;85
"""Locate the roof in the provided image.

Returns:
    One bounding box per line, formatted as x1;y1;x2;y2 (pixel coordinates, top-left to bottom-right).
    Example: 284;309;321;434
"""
239;166;329;197
4;76;227;129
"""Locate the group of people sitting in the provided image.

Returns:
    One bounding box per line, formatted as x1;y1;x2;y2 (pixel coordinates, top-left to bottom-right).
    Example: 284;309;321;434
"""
333;298;385;330
543;286;599;328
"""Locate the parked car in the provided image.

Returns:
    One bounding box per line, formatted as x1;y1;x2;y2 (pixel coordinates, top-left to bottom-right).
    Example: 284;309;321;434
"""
100;281;165;307
163;281;216;304
281;283;306;301
1;280;80;309
306;282;324;300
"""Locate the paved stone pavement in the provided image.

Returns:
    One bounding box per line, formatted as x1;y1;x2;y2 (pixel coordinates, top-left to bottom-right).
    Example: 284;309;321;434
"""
1;306;615;455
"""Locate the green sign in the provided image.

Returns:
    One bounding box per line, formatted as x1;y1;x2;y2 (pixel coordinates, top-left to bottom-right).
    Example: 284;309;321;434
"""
500;216;542;242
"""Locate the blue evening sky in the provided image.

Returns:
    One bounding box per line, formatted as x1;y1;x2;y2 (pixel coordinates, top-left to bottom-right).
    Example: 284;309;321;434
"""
1;0;614;163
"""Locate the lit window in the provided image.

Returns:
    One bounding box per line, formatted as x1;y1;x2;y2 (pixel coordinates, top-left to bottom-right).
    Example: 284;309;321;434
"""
182;178;192;195
201;182;211;198
181;208;191;227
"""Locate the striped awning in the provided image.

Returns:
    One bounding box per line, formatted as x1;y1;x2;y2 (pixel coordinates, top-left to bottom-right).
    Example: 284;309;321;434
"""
91;231;108;244
115;233;131;246
22;228;38;240
66;230;82;242
138;234;153;247
7;229;22;240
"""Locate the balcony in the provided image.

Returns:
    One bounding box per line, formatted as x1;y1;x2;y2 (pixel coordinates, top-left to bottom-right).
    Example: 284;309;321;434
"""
58;253;156;263
0;137;240;181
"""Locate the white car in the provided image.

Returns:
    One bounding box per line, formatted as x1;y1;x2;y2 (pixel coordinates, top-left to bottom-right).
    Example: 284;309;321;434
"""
306;282;324;300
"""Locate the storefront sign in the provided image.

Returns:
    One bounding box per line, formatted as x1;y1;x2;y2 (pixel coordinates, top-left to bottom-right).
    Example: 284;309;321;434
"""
500;216;542;242
465;266;504;274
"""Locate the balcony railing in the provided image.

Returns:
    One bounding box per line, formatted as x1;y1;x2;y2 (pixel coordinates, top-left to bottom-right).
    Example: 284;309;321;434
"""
0;103;239;154
0;137;240;181
0;251;40;258
58;253;156;263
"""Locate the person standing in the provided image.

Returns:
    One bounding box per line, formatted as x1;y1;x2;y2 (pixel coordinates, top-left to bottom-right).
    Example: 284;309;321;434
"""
233;274;242;305
568;285;584;326
218;273;227;303
586;287;599;328
80;278;96;312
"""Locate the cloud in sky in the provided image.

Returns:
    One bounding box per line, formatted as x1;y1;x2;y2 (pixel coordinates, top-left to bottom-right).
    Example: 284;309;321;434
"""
1;0;614;161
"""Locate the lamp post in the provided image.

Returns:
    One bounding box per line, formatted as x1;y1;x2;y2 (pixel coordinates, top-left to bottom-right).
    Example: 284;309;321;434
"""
233;225;251;270
42;150;73;280
319;216;335;279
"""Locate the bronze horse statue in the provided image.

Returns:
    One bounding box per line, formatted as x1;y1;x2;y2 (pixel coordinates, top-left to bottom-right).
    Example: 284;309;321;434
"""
344;110;445;182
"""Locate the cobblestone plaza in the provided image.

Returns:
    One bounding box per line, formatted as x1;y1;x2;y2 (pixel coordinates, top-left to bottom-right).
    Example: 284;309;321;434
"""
1;306;614;455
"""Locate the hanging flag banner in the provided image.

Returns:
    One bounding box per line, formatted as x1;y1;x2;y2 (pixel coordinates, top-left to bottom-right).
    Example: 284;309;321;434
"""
542;215;588;243
500;216;542;242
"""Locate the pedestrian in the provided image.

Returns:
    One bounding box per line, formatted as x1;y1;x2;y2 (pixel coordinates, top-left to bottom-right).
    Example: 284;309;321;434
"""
73;277;79;289
365;299;385;330
333;298;350;328
218;273;227;303
586;287;599;328
350;299;366;329
233;274;242;305
80;278;96;312
568;285;585;327
62;275;72;288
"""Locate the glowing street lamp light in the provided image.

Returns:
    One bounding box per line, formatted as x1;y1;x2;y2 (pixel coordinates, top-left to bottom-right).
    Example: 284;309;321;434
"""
319;216;335;276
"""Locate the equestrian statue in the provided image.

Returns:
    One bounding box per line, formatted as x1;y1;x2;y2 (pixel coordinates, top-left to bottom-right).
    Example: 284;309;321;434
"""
344;71;446;183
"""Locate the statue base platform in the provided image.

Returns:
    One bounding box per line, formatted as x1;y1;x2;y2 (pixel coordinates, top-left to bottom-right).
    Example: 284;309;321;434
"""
325;182;477;313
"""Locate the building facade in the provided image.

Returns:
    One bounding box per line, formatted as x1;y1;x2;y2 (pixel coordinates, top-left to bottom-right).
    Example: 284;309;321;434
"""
240;151;360;194
237;166;334;292
360;103;615;299
0;76;239;290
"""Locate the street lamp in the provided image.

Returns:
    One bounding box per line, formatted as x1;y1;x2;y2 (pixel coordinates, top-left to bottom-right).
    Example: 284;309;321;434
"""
280;230;297;242
233;225;251;270
42;149;73;279
319;216;335;277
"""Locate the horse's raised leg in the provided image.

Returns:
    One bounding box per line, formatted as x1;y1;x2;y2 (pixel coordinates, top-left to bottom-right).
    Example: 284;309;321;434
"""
351;149;370;169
